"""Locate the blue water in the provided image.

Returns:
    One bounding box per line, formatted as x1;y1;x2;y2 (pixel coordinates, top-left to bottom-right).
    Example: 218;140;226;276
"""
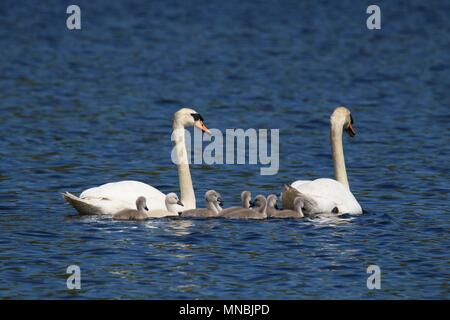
0;0;449;299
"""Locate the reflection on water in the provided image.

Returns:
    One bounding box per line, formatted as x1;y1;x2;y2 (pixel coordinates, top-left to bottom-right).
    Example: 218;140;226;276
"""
162;219;196;237
308;214;355;227
0;0;449;299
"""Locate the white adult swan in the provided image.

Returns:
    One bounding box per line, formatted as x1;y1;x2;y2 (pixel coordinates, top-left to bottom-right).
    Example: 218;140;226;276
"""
281;107;363;215
62;108;210;215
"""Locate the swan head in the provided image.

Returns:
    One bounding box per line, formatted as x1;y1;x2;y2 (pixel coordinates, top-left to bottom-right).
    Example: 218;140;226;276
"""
136;196;148;211
241;190;252;208
267;194;278;208
166;192;183;206
331;106;355;137
205;190;223;207
174;108;210;133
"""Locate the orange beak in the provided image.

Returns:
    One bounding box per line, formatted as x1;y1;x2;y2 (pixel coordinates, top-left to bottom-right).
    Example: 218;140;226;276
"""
195;120;210;134
345;123;356;137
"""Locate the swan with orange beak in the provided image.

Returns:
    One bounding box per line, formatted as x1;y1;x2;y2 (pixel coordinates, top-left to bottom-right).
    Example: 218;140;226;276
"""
281;106;362;215
63;107;210;215
192;112;210;134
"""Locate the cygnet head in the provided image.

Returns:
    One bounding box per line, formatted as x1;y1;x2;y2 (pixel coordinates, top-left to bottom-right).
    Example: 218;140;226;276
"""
173;108;210;133
166;192;183;206
136;196;148;212
331;106;355;137
205;190;223;206
250;195;267;213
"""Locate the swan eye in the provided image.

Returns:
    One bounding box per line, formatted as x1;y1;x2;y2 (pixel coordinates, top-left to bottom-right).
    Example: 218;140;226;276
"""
350;114;354;125
191;113;204;122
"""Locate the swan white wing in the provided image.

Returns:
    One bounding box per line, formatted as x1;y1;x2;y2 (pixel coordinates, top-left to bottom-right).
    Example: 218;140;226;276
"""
292;178;362;214
290;180;331;213
291;180;312;189
80;180;166;212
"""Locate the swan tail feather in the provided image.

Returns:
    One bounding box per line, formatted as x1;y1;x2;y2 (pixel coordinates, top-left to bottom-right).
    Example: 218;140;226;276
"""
62;192;102;215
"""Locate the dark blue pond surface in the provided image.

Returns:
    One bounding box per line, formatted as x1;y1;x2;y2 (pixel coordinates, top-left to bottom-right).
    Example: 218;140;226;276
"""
0;0;449;299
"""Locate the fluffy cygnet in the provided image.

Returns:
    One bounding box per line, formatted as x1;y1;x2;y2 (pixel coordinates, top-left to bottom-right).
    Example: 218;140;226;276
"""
266;194;304;218
113;196;149;221
180;190;222;218
220;195;267;220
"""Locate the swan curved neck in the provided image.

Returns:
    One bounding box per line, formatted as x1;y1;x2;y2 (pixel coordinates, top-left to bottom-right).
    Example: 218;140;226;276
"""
330;121;349;187
206;201;220;214
172;122;196;209
242;195;250;209
259;201;268;217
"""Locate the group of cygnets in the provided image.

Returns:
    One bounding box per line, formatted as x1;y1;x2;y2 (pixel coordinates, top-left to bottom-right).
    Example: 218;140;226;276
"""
63;107;363;218
112;189;305;221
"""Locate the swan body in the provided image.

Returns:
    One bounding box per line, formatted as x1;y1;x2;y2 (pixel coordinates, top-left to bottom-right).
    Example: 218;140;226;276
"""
282;107;362;215
62;108;210;215
180;190;222;218
290;179;361;214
